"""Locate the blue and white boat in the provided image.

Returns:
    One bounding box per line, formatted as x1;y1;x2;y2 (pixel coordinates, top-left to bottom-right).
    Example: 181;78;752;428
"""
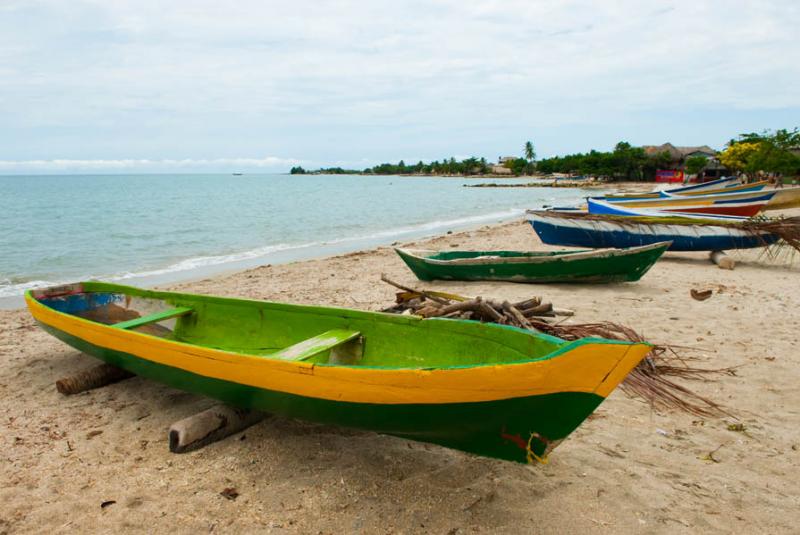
526;212;779;252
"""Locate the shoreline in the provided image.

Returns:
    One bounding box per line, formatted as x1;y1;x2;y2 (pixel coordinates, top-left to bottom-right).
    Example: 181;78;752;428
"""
0;209;535;310
1;176;615;310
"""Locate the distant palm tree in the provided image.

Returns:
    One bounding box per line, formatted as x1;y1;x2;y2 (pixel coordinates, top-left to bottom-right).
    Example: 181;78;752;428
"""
524;141;536;162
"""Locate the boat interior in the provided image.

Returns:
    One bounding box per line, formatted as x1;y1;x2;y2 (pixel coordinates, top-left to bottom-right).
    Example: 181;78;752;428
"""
31;282;569;368
409;249;591;261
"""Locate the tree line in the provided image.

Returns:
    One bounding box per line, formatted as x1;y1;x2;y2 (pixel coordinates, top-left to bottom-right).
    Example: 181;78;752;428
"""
535;142;672;181
719;129;800;180
290;129;800;180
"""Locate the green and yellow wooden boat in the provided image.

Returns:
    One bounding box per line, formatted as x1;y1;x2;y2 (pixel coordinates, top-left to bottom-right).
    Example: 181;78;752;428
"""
395;242;670;284
26;281;651;463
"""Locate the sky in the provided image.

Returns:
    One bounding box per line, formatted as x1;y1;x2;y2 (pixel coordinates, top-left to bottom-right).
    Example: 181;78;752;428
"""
1;0;799;173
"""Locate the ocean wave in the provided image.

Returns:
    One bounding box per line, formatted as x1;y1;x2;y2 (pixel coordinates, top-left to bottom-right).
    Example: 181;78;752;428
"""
0;208;525;299
0;279;60;298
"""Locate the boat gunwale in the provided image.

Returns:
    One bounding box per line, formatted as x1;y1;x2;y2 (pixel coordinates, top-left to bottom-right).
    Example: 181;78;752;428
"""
585;198;769;219
25;282;641;374
396;242;671;266
595;190;776;207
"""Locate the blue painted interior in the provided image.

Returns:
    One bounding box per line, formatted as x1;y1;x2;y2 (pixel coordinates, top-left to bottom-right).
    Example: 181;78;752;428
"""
40;292;123;314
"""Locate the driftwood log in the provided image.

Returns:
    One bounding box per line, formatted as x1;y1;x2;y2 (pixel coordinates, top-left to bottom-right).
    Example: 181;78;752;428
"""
169;405;269;453
56;363;134;395
710;250;735;270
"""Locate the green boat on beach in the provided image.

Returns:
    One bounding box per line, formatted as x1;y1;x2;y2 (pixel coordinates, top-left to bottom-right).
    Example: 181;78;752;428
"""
27;281;650;464
395;242;670;284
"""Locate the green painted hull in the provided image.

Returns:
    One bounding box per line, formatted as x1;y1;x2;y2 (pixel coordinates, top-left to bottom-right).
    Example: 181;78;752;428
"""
40;324;602;463
27;282;650;464
395;243;669;283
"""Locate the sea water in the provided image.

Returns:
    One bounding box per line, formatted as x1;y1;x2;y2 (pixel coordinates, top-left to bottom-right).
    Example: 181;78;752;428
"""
0;173;597;307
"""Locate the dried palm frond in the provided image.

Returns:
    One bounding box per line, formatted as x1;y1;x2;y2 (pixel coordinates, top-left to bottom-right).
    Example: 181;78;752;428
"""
380;276;732;416
741;215;800;252
526;320;735;417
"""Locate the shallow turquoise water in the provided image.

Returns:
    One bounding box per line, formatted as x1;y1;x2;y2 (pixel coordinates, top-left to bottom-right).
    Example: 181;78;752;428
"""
0;173;595;300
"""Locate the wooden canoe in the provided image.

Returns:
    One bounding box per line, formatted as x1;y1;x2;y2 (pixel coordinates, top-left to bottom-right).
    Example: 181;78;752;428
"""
665;180;768;197
527;211;779;251
761;186;800;210
659;176;739;193
395;243;669;284
588;192;774;218
26;282;650;464
603;180;765;201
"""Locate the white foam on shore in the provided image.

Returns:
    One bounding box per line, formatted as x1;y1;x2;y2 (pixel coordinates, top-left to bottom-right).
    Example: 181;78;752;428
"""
0;208;526;301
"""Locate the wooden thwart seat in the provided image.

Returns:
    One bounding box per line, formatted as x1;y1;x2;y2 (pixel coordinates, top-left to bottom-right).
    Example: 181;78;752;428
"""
113;307;193;330
271;329;362;362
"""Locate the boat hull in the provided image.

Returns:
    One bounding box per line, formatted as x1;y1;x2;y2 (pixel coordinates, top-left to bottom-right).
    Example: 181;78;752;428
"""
658;176;739;194
589;192;775;218
27;284;649;464
602;181;764;202
764;187;800;210
588;197;769;218
528;213;779;252
395;244;669;284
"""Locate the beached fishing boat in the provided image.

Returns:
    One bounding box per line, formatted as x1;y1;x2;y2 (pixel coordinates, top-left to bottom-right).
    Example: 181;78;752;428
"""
603;180;766;201
527;211;780;251
26;282;651;464
656;176;739;194
761;186;800;210
587;196;771;218
588;191;774;218
395;244;669;284
664;180;768;197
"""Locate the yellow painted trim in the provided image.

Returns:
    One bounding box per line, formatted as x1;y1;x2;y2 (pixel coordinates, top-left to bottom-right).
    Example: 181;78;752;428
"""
27;295;649;405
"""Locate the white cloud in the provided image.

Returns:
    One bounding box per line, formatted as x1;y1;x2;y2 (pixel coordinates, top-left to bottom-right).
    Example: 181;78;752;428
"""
0;157;300;172
0;0;798;162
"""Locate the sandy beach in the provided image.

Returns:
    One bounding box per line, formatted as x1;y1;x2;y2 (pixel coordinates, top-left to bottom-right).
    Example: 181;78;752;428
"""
2;216;800;534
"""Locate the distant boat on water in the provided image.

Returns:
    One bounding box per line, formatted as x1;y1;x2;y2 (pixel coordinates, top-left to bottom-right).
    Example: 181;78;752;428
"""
232;172;243;176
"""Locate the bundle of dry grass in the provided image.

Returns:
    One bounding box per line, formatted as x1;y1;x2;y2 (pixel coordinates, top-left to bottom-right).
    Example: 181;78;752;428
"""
380;276;731;417
742;215;800;252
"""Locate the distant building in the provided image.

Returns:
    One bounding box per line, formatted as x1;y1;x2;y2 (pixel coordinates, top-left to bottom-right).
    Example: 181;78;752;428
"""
643;143;727;180
490;164;513;174
642;143;717;161
490;156;517;174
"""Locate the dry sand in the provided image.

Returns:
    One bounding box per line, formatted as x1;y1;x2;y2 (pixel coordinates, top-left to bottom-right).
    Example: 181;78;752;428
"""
2;217;800;534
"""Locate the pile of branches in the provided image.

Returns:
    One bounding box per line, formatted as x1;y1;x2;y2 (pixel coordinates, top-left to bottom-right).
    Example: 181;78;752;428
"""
381;275;731;417
380;276;572;323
